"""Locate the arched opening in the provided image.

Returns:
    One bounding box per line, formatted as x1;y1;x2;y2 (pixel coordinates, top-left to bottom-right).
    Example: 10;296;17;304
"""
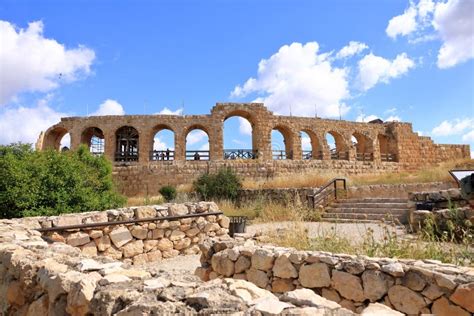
185;126;209;161
115;126;139;162
43;126;69;150
300;130;322;160
272;126;293;160
352;132;374;161
150;125;175;161
326;131;348;160
60;133;71;152
81;127;104;156
223;114;256;160
378;134;397;162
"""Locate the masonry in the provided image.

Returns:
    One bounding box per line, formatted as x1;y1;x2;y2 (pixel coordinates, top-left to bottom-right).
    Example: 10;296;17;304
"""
37;103;471;196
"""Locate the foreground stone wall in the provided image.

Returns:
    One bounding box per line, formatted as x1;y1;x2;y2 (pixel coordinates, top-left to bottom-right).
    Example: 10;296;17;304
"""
20;202;229;265
198;237;474;315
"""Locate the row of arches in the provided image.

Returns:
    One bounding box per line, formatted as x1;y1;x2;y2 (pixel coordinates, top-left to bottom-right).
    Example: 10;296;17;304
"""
53;115;397;162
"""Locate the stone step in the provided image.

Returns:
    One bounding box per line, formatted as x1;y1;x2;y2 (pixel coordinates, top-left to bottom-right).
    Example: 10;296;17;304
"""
322;212;406;221
325;208;408;215
330;202;407;208
335;198;407;203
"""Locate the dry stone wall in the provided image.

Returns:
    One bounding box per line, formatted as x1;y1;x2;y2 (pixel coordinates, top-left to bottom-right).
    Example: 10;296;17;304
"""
37;103;470;197
22;202;229;265
197;236;474;315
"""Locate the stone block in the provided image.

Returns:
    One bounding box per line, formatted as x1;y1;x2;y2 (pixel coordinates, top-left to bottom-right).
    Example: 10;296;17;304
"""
109;226;133;248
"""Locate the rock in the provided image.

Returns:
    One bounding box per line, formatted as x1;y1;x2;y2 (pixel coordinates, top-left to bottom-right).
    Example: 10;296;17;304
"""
81;241;98;257
449;282;474;313
26;295;48;316
299;263;331;288
362;270;393;302
169;230;186;241
99;274;131;285
122;240;144;258
168;204;189;216
67;232;90;247
162;249;179;258
211;253;235;277
53;215;82;227
109;226;133;248
361;303;403;315
421;284;444;300
331;270;364;302
7;281;25;305
88;230;103;239
185;227;200;237
288;251;307;264
322;288;341;303
247;268;269;288
134;206;156;219
95;235;111;252
131;226;148;239
66;273;101;316
251;248;275;271
402;271;426;291
218;216;230;229
273;254;298;279
103;245;122;260
144;278;170;290
227;279;277;304
174;237;191;250
381;263;405;277
157;238;174;251
272;278;295;293
343;260;365;275
253;296;293;315
152;228;164;239
432;296;470;316
143;240;159;252
78;259;113;272
434;273;457;290
186;287;244;310
387;285;426;315
147;250;162;262
133;253;148;265
280;289;340;310
235;256;251;274
339;299;356;312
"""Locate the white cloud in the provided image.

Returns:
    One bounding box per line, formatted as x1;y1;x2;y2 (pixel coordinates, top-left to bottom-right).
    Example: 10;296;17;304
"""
156;107;183;115
462;129;474;142
301;136;311;150
356;114;380;122
386;5;418;39
186;130;207;145
385;115;401;122
231;42;350;118
0;95;67;145
0;20;95;105
153;137;172;151
432;118;474;136
434;0;474;68
90;99;124;116
335;41;368;59
239;117;252;135
357;53;415;90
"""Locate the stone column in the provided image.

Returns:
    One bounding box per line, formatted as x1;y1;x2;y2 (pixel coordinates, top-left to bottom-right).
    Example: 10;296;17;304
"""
139;130;151;164
103;129;115;162
69;131;81;151
293;132;302;160
210;123;224;161
174;132;185;161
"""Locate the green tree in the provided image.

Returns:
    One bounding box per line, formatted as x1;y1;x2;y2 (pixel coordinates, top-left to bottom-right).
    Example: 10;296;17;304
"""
194;167;242;201
0;143;126;218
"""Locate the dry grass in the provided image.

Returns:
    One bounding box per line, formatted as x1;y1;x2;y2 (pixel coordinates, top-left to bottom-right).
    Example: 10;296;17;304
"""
243;158;473;189
126;195;164;207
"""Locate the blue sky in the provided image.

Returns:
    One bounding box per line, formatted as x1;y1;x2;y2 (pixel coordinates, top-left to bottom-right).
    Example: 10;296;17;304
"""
0;0;473;155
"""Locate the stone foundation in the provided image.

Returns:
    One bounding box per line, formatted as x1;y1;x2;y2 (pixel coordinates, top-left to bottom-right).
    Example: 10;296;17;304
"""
197;236;474;315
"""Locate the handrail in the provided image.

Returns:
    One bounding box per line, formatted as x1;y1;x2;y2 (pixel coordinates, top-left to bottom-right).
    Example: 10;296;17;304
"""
36;211;223;233
308;178;347;209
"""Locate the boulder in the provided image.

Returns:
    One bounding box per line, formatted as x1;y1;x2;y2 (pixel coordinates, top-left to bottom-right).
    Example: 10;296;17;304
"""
299;263;331;288
280;289;340;310
168;204;189;216
381;263;405;277
362;270;393;302
449;282;474;313
66;232;90;247
108;226;133;248
134;206;156;219
122;240;144;258
361;303;403;315
273;254;298;279
387;285;426;315
331;270;364;302
251;248;275;271
246;268;269;288
432;296;470;316
272;278;295;293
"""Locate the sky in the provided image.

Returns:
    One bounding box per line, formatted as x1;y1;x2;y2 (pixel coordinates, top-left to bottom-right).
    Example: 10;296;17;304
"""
0;0;473;155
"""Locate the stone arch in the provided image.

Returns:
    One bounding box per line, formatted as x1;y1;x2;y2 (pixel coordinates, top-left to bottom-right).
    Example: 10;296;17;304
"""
115;126;139;162
326;130;349;160
223;110;257;160
271;125;295;160
352;131;374;161
81;127;105;156
43;126;69;150
150;124;175;161
185;124;210;160
300;129;322;160
378;134;397;162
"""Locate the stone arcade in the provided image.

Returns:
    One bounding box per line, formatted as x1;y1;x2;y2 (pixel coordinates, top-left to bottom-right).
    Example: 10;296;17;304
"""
37;103;470;196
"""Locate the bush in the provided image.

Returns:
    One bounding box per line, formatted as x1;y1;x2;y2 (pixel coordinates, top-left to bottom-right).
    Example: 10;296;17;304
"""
159;185;177;202
194;167;242;201
0;143;126;218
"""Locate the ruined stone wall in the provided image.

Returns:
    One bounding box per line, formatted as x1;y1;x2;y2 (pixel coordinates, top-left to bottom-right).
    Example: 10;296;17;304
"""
198;237;474;315
18;202;229;265
38;103;470;196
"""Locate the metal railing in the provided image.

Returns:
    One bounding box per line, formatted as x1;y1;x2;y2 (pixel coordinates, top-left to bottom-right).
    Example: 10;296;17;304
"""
302;150;323;160
273;150;293;160
150;150;175;161
356;152;373;161
381;153;397;162
308;178;347;209
37;211;223;233
115;152;139;162
186;150;210;160
224;149;258;160
330;151;349;160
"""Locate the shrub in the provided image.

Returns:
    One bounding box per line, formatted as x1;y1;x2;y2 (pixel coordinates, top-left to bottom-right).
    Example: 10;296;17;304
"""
159;185;177;202
194;167;242;201
0;143;126;218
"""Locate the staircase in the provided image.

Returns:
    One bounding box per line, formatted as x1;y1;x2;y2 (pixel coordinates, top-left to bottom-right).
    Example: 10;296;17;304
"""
322;198;409;224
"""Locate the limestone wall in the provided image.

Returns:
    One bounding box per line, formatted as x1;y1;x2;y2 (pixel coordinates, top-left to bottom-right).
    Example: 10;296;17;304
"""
198;237;474;315
19;202;229;265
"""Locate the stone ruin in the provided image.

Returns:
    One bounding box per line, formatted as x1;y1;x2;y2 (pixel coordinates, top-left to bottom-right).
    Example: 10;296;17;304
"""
1;202;473;315
36;103;470;196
